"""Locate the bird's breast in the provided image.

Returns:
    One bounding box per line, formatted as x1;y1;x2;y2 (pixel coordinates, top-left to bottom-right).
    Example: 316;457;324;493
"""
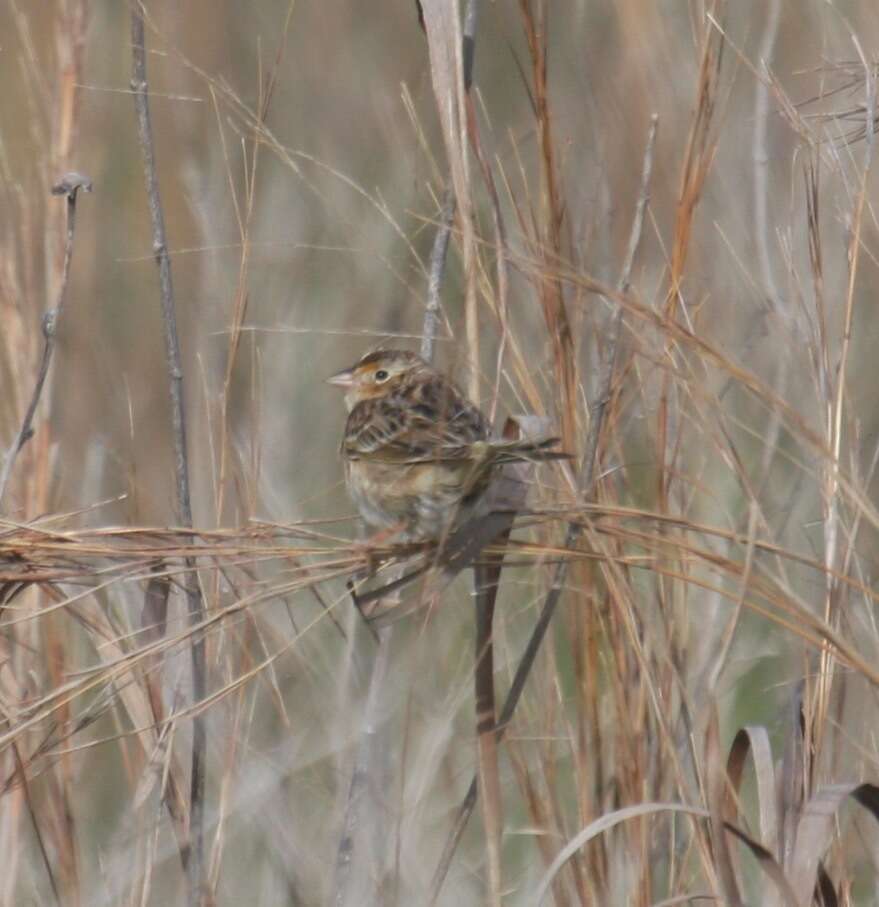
344;458;481;540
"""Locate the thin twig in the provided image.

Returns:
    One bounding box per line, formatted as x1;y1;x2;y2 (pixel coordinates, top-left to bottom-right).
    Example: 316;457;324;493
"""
429;114;659;903
0;173;91;508
130;9;207;906
420;187;456;363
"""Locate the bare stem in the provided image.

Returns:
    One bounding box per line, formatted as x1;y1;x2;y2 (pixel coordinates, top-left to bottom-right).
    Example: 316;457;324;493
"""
473;556;503;907
0;172;90;508
420;187;456;363
129;9;207;906
429;114;659;903
420;0;478;364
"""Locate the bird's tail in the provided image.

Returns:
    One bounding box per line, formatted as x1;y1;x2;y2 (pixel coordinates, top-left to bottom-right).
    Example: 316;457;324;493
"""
394;437;571;465
487;436;571;465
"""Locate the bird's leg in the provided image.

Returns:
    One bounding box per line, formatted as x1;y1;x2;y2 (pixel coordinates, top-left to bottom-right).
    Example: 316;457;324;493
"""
353;521;408;575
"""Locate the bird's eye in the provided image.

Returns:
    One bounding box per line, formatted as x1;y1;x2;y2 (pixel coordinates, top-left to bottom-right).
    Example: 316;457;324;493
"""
374;369;389;382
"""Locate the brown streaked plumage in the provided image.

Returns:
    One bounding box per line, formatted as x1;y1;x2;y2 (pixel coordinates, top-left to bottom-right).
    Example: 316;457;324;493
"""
327;350;565;542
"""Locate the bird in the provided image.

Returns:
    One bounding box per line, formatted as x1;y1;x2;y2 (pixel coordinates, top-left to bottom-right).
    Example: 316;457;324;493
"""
327;349;566;543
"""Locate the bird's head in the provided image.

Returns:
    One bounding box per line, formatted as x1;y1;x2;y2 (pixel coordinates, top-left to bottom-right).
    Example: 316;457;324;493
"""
326;349;426;411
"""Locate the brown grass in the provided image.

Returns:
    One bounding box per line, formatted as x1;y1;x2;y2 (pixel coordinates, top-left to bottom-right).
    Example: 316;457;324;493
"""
3;2;879;905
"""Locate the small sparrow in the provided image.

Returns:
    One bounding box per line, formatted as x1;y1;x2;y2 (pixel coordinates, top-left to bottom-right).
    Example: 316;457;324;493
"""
327;350;565;543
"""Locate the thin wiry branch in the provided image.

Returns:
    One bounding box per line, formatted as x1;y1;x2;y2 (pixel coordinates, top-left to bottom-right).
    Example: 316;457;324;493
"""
0;173;91;508
430;114;660;903
129;8;207;906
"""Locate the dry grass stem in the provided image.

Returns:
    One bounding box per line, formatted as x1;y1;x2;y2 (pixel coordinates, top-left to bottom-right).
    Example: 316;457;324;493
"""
4;3;879;905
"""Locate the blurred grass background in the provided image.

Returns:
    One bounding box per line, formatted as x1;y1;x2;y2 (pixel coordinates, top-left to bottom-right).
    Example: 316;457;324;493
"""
3;1;879;904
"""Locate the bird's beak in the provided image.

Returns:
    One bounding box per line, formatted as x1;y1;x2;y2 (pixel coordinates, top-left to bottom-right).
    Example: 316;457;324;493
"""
326;367;355;388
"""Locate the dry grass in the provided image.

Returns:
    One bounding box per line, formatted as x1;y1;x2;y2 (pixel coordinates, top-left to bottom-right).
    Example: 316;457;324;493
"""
3;1;879;905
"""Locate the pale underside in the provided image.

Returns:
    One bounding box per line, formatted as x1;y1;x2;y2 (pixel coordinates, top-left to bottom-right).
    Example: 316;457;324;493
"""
344;457;488;542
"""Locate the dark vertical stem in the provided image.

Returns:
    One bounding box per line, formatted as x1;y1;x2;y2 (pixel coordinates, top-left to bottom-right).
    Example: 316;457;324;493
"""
429;115;659;904
473;553;503;904
129;9;207;905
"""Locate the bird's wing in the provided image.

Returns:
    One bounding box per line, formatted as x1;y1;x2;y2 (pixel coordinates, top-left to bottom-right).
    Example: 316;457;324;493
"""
342;375;488;462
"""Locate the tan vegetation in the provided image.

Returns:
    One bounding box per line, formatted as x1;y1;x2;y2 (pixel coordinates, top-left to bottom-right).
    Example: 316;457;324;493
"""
2;1;879;904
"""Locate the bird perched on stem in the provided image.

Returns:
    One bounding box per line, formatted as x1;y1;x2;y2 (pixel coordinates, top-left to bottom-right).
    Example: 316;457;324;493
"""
327;350;567;543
